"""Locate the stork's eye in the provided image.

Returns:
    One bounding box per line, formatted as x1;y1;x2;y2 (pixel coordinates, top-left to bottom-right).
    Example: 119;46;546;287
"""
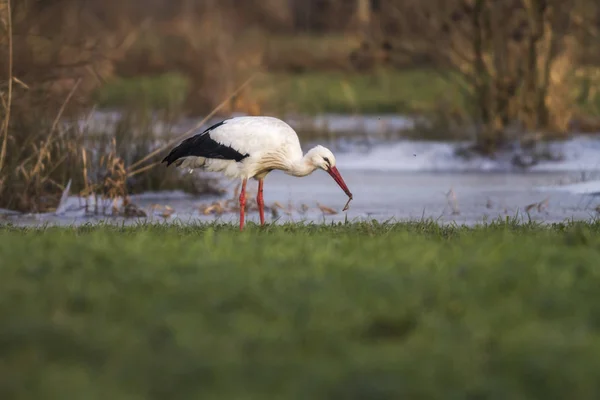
323;157;330;166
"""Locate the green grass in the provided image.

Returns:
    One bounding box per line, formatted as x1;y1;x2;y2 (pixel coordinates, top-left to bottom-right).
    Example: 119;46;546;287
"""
94;72;190;111
255;68;464;115
2;220;600;399
93;69;463;116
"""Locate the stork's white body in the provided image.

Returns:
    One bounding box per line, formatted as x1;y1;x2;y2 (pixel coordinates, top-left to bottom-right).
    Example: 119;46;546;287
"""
162;116;352;230
176;117;303;180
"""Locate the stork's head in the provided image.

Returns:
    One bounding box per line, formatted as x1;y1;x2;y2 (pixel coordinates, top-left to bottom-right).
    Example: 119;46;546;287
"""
307;145;337;170
306;145;352;200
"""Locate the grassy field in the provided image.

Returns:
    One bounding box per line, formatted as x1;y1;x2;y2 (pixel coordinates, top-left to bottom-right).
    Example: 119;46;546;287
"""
95;69;464;116
253;68;463;115
2;221;600;399
94;72;191;111
94;67;600;122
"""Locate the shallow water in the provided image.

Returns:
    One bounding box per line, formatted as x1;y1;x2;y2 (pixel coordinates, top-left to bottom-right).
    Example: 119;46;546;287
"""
4;113;600;227
3;169;599;227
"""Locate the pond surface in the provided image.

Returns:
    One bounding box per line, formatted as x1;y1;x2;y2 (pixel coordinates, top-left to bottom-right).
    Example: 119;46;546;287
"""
3;169;598;227
3;114;600;227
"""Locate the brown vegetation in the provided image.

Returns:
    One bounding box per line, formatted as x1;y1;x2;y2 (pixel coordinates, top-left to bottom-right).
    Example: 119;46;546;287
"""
0;0;265;213
366;0;600;153
2;0;600;213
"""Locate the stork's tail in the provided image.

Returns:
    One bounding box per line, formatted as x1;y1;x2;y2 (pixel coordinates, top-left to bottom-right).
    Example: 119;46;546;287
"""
161;147;181;167
161;136;199;167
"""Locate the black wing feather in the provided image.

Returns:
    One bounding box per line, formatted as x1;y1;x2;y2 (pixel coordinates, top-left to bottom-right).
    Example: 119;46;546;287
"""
161;120;249;167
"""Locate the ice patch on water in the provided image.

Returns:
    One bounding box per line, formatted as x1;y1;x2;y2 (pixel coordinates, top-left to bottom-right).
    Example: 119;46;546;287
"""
337;140;498;171
288;114;414;134
337;136;600;172
49;191;192;218
528;136;600;172
0;208;21;215
82;111;415;140
538;180;600;195
54;195;123;217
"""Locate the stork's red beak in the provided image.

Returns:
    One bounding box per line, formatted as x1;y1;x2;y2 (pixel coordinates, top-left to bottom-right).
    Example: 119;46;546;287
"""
327;166;353;199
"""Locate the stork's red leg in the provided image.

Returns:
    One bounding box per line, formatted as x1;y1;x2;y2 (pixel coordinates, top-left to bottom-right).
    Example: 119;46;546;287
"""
257;179;265;226
239;179;247;231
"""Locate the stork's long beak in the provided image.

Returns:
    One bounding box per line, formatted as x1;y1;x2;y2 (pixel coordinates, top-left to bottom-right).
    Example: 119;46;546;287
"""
327;166;353;199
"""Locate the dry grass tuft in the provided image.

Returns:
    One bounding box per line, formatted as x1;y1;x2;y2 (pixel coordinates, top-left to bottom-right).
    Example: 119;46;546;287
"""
0;102;226;213
0;0;268;214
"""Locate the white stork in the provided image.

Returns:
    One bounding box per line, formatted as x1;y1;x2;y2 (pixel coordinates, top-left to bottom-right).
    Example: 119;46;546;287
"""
162;116;353;230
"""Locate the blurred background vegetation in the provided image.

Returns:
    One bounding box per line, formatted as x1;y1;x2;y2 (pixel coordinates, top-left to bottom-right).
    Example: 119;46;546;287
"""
2;0;600;212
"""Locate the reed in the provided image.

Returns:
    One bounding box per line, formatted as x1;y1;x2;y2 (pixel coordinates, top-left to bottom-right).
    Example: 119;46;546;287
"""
0;0;262;213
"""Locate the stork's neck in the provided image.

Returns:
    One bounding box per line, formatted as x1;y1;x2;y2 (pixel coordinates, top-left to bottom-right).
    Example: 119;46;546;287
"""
287;154;317;177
